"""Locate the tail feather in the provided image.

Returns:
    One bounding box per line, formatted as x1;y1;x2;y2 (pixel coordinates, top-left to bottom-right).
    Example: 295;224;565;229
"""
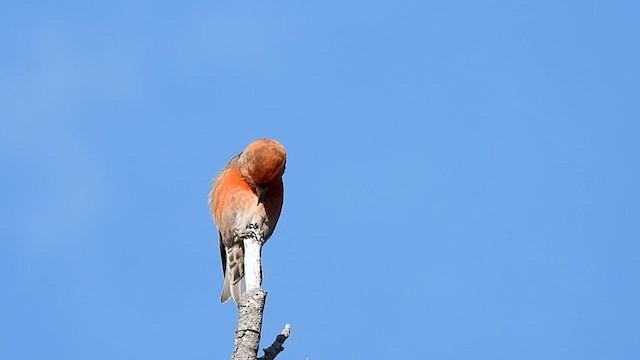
220;276;231;303
221;243;244;303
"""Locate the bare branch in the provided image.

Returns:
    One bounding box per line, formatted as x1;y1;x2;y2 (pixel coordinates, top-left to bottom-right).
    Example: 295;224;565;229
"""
258;324;291;360
230;228;291;359
231;289;267;360
243;236;263;292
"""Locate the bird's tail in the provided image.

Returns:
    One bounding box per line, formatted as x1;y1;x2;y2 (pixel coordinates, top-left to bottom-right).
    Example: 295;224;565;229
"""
221;243;244;303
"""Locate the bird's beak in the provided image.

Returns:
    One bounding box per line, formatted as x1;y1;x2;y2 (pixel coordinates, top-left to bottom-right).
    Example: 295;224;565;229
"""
256;186;268;205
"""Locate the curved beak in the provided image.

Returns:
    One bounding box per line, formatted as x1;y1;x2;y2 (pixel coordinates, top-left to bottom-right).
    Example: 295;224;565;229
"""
256;186;268;205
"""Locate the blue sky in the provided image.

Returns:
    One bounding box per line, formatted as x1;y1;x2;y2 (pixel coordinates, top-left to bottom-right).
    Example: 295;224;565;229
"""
1;1;639;359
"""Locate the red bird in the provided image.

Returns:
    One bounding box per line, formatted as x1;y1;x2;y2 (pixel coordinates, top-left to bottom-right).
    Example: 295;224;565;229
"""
209;139;286;303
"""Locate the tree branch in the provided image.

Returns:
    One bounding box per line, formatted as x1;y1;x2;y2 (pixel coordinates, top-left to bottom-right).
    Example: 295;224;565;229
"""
243;236;263;292
232;289;267;360
230;289;291;360
230;231;290;360
258;323;291;360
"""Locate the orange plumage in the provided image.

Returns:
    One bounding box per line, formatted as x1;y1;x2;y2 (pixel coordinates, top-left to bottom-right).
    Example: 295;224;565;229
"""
209;139;286;303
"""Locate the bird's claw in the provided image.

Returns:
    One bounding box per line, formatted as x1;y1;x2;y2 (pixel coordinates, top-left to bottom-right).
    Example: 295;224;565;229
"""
235;223;264;242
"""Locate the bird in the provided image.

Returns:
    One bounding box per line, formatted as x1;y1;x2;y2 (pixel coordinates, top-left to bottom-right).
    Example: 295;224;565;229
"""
208;139;286;303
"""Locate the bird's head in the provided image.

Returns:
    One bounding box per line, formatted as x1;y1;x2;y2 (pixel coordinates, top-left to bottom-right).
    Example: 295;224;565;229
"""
238;139;287;200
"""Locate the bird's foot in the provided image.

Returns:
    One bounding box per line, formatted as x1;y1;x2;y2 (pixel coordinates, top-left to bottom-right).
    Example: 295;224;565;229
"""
236;223;265;243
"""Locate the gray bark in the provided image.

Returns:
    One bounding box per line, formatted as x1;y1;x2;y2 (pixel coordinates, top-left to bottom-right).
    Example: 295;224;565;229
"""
232;289;267;360
230;289;291;360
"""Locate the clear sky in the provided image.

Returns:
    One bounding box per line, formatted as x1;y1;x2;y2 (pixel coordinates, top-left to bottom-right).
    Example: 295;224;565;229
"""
1;1;639;359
